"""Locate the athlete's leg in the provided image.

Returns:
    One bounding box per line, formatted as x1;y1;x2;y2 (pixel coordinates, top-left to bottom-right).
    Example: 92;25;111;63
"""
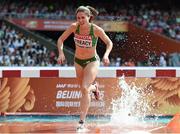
74;62;85;124
74;62;83;86
80;60;100;121
74;62;88;131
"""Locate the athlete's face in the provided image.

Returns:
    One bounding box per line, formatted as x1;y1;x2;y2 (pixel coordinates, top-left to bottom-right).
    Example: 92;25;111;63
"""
76;12;90;25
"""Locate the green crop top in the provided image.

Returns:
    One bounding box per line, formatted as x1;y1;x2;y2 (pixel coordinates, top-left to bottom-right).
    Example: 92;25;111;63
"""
74;24;98;48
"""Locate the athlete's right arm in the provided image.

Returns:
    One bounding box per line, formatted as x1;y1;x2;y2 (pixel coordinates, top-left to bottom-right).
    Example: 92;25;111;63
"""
57;23;76;64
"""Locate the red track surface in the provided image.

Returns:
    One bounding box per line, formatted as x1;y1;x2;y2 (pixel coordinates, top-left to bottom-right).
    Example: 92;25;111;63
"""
0;122;165;134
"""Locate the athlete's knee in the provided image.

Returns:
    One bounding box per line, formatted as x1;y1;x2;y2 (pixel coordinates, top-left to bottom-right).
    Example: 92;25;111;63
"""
81;83;90;94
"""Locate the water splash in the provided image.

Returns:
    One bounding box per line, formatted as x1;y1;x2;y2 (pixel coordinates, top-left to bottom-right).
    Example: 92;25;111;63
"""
110;76;153;126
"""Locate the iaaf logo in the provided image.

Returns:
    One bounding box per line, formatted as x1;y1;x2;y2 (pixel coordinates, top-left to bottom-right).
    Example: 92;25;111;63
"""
56;84;66;88
56;83;80;89
56;83;105;89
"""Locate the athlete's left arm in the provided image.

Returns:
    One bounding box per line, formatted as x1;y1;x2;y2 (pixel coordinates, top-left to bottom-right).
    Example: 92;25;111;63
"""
95;25;113;65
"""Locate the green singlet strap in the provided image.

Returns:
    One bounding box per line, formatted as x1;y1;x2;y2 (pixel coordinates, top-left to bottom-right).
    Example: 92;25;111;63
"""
90;24;98;46
90;24;94;36
76;25;80;34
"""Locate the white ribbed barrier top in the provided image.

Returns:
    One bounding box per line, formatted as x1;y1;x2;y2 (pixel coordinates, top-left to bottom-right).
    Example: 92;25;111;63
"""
0;67;180;78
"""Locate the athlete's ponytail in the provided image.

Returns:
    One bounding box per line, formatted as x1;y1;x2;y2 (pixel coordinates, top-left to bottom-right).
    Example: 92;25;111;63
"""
86;6;99;22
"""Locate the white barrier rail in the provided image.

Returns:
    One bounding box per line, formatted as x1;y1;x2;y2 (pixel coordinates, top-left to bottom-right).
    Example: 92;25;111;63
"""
0;67;180;78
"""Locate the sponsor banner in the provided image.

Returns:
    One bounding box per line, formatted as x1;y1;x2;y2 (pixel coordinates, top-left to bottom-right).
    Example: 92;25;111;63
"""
0;77;180;115
10;19;72;31
10;19;128;32
95;21;128;32
0;78;120;114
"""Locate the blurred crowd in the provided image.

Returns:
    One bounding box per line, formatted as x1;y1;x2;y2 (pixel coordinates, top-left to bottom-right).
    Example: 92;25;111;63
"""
110;52;180;67
0;0;180;67
0;21;179;67
0;0;179;41
0;23;58;66
129;4;180;41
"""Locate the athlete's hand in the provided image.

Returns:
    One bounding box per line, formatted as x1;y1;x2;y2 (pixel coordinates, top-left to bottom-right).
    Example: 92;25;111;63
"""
57;52;65;64
102;55;110;66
